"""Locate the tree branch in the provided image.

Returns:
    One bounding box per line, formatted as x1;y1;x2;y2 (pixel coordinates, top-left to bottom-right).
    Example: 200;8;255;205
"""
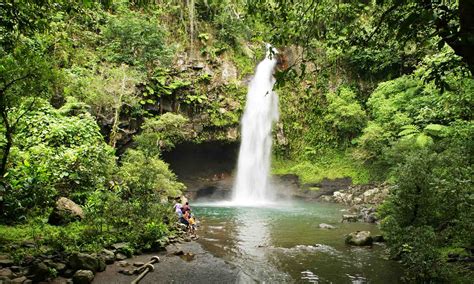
1;73;35;93
364;3;400;44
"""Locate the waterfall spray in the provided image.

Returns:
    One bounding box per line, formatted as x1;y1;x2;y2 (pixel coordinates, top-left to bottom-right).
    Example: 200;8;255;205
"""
232;45;279;205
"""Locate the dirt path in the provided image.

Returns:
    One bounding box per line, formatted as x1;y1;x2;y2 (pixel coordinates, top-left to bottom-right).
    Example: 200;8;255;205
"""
92;241;248;284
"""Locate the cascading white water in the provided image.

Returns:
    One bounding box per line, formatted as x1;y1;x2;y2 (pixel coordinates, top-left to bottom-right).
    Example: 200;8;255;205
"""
232;45;279;205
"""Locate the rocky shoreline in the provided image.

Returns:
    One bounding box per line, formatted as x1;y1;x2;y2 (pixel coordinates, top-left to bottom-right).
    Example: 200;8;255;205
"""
0;228;196;284
318;183;391;224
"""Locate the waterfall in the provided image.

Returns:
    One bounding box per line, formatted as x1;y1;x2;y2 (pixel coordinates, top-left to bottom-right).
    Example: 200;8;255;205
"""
232;45;279;205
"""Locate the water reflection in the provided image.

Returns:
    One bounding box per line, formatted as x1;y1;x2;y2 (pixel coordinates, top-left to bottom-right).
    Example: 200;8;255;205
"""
195;202;403;283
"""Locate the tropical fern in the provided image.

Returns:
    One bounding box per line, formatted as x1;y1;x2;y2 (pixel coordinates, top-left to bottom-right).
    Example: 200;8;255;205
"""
398;124;420;139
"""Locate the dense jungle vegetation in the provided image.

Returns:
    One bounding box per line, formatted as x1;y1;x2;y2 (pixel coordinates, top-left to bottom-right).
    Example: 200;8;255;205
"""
0;0;472;282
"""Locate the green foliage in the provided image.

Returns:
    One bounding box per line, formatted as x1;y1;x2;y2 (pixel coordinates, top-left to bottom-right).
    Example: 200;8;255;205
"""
2;104;115;222
324;86;366;141
64;64;144;124
83;147;184;249
272;150;371;185
355;63;473;164
196;0;250;48
135;113;188;156
118;149;185;199
379;122;474;281
102;8;172;69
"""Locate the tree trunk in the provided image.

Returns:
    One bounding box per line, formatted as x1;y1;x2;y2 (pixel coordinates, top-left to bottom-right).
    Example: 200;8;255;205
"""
109;66;127;148
457;0;474;74
0;110;12;178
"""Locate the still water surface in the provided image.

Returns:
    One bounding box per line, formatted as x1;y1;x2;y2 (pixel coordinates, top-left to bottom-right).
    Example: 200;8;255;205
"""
194;201;402;283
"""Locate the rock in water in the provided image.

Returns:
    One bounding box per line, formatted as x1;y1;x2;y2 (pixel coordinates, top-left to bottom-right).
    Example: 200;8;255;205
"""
345;231;373;246
73;270;94;284
318;223;336;229
48;197;84;225
341;214;358;223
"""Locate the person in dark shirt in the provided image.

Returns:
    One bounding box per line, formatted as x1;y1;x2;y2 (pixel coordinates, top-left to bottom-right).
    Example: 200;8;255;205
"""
181;202;191;214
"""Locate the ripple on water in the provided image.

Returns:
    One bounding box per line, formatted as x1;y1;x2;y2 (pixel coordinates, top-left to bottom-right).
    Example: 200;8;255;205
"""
272;244;340;256
207;225;224;230
347;274;368;284
301;270;320;283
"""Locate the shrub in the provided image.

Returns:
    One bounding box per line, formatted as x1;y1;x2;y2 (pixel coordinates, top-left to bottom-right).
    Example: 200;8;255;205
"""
2;105;115;222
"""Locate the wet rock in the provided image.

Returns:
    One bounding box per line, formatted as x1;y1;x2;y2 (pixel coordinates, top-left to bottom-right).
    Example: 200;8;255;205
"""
360;207;378;223
0;276;11;283
63;269;75;278
111;242;129;251
68;253;100;273
28;262;49;282
8;267;21;273
341;214;358;223
50;262;66;274
48;197;84;225
23;280;32;284
0;268;13;278
117;261;129;268
72;270;94;284
318;223;336;229
179;253;195;261
118;269;134;276
373;235;385;242
319;195;333;202
345;231;373;246
0;258;14;267
10;276;27;283
111;243;132;257
114;253;127;261
99;249;115;265
97;258;106;272
133;262;144;267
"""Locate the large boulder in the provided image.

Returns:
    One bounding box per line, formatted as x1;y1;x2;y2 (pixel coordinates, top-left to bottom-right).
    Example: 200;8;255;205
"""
69;253;104;273
99;249;115;265
0;268;13;279
345;231;373;246
28;262;49;282
73;270;94;284
48;197;84;225
0;255;14;267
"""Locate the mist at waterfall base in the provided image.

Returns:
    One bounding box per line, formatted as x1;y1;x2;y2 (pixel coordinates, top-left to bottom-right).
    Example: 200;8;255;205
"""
230;47;280;206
